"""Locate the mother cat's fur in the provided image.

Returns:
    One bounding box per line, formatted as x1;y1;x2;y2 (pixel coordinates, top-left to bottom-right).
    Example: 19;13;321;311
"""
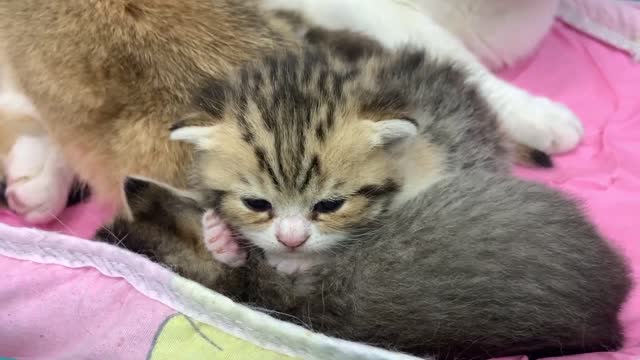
0;0;297;221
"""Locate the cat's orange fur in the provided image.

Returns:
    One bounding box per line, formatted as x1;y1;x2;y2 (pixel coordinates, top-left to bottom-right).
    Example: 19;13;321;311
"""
0;0;298;216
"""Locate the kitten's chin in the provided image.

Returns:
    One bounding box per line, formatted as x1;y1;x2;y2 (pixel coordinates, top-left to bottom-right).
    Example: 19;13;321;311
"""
265;252;329;275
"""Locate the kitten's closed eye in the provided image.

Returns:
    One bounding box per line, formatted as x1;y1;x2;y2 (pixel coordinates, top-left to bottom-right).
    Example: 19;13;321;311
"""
313;198;346;214
242;198;272;212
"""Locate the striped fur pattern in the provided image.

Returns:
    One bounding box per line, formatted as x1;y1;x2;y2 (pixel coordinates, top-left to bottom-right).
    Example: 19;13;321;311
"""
171;39;520;261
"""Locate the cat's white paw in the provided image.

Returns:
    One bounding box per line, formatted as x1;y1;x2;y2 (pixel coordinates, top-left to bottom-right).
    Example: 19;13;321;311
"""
503;96;584;154
266;253;324;275
202;210;247;267
4;135;74;224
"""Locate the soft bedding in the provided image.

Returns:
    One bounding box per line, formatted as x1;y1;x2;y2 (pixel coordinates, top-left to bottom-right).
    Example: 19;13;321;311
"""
0;16;639;360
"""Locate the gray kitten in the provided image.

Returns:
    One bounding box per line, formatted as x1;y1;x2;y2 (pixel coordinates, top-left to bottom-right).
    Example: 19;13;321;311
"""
169;37;551;275
224;171;630;360
98;172;631;360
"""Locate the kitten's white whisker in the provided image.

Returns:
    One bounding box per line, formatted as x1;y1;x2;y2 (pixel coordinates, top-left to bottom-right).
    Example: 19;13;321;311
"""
248;306;310;329
47;211;77;237
114;232;130;248
92;223;132;251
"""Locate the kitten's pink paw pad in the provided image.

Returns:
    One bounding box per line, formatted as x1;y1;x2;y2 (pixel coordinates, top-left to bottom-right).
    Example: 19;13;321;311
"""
3;136;74;224
202;210;247;267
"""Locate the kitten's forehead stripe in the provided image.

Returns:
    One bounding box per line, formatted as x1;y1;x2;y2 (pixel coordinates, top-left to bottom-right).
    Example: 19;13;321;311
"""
301;50;315;84
196;47;475;201
256;95;275;133
236;91;255;144
229;48;363;192
274;132;288;185
252;71;264;92
325;104;335;132
298;154;320;191
317;68;329;98
254;147;281;189
315;122;325;143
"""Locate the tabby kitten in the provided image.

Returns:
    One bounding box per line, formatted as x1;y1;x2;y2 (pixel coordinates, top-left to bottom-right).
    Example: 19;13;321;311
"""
231;170;630;360
170;43;549;272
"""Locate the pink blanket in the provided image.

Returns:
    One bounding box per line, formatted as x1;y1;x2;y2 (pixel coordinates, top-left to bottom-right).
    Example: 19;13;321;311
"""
0;21;639;359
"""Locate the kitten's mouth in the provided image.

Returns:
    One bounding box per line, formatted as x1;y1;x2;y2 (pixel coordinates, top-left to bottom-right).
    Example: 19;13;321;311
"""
268;245;304;255
269;242;312;256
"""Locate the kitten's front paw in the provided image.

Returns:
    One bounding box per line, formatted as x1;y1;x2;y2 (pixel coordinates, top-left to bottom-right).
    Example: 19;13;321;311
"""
508;96;584;154
4;135;74;224
266;254;322;275
202;210;247;267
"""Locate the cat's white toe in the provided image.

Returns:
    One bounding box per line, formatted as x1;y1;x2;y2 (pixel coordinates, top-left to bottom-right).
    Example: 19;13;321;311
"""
4;135;74;224
506;97;584;154
202;210;247;267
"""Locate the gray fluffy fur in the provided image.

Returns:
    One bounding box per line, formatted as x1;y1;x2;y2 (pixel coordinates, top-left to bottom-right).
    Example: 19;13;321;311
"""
222;171;631;360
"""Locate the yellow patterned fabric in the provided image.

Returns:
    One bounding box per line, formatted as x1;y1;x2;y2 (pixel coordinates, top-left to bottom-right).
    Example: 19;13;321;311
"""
148;314;298;360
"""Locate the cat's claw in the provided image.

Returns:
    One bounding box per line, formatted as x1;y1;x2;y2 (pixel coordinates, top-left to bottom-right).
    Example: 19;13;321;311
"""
202;210;247;267
3;135;74;224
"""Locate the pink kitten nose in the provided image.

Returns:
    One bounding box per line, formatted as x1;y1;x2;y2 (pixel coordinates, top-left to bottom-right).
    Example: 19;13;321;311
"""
276;216;310;249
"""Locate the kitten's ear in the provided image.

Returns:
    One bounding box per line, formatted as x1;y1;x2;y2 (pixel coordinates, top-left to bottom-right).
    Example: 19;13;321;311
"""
125;175;203;204
370;118;418;147
169;113;218;150
120;176;204;224
170;125;216;149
